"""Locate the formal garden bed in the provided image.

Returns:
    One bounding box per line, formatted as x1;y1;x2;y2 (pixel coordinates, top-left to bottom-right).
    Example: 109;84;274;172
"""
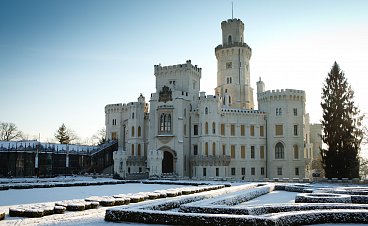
105;182;368;225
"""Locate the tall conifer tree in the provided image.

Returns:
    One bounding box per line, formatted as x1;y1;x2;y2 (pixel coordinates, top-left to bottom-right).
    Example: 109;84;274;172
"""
321;62;363;178
55;123;71;144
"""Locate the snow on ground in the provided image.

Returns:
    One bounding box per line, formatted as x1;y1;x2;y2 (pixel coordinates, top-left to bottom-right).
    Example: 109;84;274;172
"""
240;190;297;206
0;183;188;206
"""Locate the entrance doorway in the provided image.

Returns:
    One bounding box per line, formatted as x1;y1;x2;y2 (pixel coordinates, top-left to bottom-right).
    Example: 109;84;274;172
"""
162;151;174;173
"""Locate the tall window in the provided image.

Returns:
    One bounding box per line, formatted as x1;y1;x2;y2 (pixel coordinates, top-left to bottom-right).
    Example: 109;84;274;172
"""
216;168;219;177
137;144;141;156
275;142;284;159
260;146;265;159
203;168;206;177
241;125;245;136
295;167;299;176
193;145;198;155
111;132;117;140
212;122;216;134
293;145;299;159
231;145;235;159
212;142;216;156
261;167;265;176
159;113;172;133
131;144;134;156
294;125;298;136
205;142;208;156
131;126;135;137
138;126;141;137
205;107;208;114
194;124;198;135
221;124;225;135
231;124;235;136
293;108;298;116
228;35;232;43
250;125;255;136
241;168;246;176
205;122;208;135
222;144;226;155
241;145;246;159
260;126;264;137
251;146;255;159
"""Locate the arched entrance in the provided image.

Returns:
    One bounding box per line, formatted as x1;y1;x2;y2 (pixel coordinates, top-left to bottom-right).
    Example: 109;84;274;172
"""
162;151;174;173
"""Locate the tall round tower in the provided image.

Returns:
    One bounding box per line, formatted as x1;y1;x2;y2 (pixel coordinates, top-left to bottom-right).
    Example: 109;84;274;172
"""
215;19;254;109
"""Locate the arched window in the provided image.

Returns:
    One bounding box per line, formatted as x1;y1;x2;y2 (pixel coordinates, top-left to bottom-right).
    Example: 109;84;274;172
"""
205;122;208;134
165;114;171;131
205;107;208;114
159;113;172;133
212;122;216;134
275;142;284;159
131;144;134;156
293;145;299;159
228;35;232;44
132;112;134;119
205;142;208;156
138;144;141;156
131;126;135;137
138;126;141;137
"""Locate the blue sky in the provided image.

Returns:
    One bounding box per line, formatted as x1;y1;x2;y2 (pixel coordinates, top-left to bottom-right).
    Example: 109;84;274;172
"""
1;0;368;142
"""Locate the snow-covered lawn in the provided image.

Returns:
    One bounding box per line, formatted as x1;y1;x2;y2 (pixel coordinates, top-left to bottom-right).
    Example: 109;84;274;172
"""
1;177;368;225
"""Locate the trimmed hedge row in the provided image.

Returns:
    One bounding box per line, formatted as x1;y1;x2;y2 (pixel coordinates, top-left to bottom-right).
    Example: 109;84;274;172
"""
9;204;65;218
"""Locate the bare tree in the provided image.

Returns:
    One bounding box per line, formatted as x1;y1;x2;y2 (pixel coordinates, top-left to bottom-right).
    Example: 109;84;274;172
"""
92;127;106;145
0;122;23;141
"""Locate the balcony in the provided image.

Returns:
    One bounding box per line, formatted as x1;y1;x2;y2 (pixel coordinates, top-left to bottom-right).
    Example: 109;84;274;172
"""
190;155;231;166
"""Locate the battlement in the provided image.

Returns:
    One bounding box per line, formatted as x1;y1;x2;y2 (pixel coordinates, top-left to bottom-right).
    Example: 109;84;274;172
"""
257;89;306;102
105;101;148;114
221;18;244;25
154;60;202;74
198;92;221;102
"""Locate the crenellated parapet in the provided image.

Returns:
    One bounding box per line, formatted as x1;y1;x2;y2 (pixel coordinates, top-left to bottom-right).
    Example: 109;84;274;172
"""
105;101;148;114
257;89;306;103
154;60;202;74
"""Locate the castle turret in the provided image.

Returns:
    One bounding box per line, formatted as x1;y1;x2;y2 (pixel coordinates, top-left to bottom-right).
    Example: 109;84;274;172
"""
215;19;254;109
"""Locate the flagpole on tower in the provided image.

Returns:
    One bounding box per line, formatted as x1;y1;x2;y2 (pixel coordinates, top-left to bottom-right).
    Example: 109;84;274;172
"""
232;1;233;19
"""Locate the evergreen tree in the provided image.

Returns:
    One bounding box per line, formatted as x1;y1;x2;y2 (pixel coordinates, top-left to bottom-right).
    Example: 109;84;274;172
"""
321;62;364;178
55;123;70;144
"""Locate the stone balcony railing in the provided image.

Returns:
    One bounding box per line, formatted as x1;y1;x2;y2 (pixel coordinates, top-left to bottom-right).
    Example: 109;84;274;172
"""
127;156;146;166
190;155;231;166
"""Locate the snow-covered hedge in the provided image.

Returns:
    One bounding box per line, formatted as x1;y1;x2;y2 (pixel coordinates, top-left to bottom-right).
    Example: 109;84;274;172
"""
9;203;56;218
295;193;351;203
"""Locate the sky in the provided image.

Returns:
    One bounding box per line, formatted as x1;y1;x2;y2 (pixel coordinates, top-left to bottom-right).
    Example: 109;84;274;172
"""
1;0;368;143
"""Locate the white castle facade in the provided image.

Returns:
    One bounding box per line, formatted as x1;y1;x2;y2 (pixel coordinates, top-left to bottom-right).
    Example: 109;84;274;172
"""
105;18;321;180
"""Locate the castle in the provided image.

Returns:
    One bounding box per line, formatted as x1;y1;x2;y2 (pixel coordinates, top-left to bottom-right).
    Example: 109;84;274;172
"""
105;18;321;180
